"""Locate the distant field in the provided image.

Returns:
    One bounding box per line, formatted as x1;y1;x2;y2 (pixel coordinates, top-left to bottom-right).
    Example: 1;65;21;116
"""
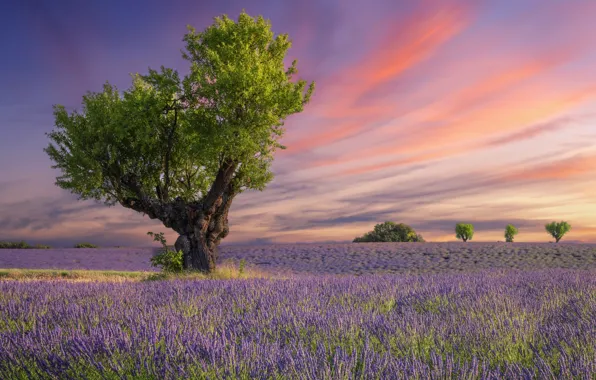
1;242;595;275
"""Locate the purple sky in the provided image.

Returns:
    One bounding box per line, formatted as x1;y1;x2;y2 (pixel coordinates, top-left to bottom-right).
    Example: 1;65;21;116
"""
1;0;596;247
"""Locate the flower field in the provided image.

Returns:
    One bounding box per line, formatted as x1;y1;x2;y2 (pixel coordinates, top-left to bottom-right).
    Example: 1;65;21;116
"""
0;270;595;379
1;243;595;379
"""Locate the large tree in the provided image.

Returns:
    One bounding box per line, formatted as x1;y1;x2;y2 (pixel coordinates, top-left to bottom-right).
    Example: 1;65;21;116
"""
44;12;315;272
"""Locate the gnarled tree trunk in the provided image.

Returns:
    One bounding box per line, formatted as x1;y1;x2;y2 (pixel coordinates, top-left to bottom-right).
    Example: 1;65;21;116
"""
121;160;238;273
173;191;234;272
174;161;237;272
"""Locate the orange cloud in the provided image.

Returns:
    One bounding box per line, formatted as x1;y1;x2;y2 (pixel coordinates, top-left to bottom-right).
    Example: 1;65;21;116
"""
284;2;473;153
421;47;587;123
317;83;596;176
334;148;459;177
419;84;596;145
502;153;596;182
283;122;363;153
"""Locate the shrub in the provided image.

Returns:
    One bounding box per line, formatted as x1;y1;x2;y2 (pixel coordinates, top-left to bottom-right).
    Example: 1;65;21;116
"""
455;223;474;242
545;221;571;243
353;222;425;243
0;241;31;249
74;242;98;248
504;224;518;242
147;232;183;273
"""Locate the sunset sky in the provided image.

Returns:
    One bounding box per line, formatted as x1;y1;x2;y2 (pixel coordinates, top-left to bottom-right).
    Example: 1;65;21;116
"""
1;0;596;247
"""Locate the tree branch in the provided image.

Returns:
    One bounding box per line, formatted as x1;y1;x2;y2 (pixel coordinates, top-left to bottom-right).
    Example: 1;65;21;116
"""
207;181;237;249
162;107;178;202
202;159;238;216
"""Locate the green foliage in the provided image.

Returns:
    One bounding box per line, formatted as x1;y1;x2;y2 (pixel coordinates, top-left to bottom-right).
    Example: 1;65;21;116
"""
353;222;425;243
238;259;246;277
0;242;51;249
455;223;474;242
0;241;31;249
147;232;183;273
74;242;98;248
504;224;519;243
44;11;315;208
545;221;571;243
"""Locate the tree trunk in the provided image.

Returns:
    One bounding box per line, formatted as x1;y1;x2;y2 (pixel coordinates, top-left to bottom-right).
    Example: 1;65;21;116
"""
122;160;238;273
189;234;216;272
175;232;217;272
173;175;237;273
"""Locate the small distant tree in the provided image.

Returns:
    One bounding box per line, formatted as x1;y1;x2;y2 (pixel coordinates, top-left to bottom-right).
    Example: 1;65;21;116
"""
455;223;474;242
504;224;518;242
74;242;98;248
545;221;571;243
353;222;425;243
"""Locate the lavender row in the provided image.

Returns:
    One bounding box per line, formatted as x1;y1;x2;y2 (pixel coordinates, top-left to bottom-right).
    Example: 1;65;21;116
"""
1;269;595;379
1;242;595;275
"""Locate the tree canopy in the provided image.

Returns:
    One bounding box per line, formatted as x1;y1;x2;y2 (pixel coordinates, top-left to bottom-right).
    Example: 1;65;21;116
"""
44;12;315;272
504;224;518;243
455;223;474;242
353;222;425;243
545;221;571;243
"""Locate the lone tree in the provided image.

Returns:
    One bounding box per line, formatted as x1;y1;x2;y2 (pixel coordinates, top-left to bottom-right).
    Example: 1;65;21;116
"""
44;12;315;272
353;222;425;243
504;224;518;242
455;223;474;242
545;221;571;243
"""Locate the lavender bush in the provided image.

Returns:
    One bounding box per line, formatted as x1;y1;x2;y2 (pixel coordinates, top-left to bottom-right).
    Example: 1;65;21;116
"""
1;269;594;379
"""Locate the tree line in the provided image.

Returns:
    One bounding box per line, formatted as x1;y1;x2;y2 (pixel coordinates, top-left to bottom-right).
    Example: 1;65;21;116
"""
353;221;572;243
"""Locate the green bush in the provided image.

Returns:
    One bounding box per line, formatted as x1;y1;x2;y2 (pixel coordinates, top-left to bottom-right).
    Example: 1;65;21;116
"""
455;223;474;242
545;221;571;243
147;232;183;273
238;259;246;277
353;222;425;243
0;241;31;249
74;242;98;248
504;224;518;242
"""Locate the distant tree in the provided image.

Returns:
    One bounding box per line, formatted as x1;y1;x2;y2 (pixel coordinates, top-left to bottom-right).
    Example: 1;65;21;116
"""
455;223;474;242
545;221;571;243
0;241;31;249
353;222;425;243
44;12;315;273
74;242;98;248
504;224;518;242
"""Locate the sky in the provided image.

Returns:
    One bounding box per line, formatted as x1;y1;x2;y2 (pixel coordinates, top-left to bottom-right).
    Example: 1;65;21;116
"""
1;0;596;247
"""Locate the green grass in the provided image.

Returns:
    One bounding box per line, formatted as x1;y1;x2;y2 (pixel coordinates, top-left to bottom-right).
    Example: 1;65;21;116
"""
0;263;271;282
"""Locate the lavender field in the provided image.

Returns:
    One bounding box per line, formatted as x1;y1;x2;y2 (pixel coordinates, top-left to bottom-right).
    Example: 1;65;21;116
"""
1;242;596;275
2;243;596;379
1;270;595;379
